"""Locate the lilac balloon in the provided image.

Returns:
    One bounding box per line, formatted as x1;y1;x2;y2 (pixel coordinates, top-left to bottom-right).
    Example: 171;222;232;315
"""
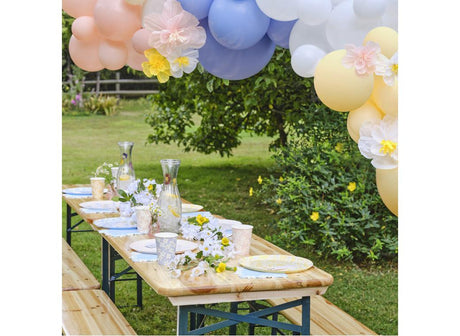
199;20;276;80
267;19;297;49
208;0;270;50
178;0;213;20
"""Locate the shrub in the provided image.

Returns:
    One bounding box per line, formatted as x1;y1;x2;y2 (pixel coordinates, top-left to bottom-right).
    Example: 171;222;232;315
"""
258;107;398;262
62;93;118;116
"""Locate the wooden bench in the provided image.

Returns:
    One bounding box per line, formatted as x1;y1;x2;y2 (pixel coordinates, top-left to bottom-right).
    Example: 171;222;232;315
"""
62;238;100;291
62;289;137;335
267;296;377;335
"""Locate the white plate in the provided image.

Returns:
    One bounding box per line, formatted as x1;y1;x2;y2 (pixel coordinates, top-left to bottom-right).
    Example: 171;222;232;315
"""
217;219;242;231
93;217;136;229
80;200;117;210
63;187;92;195
182;203;204;213
239;255;314;274
129;239;198;254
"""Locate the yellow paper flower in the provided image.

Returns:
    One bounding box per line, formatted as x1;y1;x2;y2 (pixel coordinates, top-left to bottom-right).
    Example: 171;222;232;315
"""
196;214;208;226
142;48;171;83
249;187;253;196
310;212;319;221
221;237;230;246
279;176;284;182
216;262;226;273
257;176;263;184
347;182;356;192
276;198;282;205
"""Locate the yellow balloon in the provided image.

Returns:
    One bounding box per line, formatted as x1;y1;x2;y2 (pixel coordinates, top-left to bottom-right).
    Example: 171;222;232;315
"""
372;76;398;117
376;168;398;216
314;49;374;112
364;26;398;58
347;100;383;143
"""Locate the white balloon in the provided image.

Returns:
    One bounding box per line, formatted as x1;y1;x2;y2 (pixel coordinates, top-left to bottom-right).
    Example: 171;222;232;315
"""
298;0;332;26
291;44;326;77
353;0;387;19
332;0;346;6
142;0;166;26
289;20;332;54
255;0;299;21
326;0;382;50
381;0;398;31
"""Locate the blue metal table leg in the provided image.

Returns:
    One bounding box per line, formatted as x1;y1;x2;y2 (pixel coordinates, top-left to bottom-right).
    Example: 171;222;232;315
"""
229;302;239;335
301;296;311;335
66;204;72;245
101;238;109;294
178;306;189;335
137;274;143;308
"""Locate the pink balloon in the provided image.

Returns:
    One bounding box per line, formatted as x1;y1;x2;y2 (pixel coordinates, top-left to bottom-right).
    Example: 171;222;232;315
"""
127;41;147;71
99;39;128;70
93;0;142;42
131;28;151;54
62;0;97;18
71;16;99;42
69;35;103;72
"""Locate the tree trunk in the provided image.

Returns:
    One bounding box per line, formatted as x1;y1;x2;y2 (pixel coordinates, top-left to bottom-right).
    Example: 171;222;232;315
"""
274;110;287;147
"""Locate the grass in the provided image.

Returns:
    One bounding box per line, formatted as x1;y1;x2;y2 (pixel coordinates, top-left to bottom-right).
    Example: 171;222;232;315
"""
62;99;397;335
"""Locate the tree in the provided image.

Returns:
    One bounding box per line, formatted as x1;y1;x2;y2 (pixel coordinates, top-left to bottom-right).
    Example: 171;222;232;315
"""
146;47;326;157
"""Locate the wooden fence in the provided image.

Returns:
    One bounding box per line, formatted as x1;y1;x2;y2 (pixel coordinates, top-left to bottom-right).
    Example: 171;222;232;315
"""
63;72;159;97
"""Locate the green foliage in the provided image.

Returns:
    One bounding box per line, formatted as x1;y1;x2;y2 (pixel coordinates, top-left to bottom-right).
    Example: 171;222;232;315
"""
258;106;398;262
146;47;322;157
62;93;118;116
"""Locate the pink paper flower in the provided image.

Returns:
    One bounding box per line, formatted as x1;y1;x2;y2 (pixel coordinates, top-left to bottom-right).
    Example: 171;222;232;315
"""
342;41;381;77
144;0;206;59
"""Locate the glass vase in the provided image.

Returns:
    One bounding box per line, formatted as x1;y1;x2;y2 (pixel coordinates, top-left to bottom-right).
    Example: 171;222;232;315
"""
158;159;182;233
116;141;135;193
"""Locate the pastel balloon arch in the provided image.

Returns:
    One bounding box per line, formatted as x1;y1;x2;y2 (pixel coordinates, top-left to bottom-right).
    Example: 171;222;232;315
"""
63;0;398;216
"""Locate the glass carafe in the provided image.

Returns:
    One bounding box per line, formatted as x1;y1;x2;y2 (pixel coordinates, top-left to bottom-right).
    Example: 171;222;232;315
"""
116;141;135;192
158;159;182;233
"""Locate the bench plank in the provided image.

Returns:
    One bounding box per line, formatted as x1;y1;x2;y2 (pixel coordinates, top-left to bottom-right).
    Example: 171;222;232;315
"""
62;238;100;291
267;296;377;335
62;289;137;335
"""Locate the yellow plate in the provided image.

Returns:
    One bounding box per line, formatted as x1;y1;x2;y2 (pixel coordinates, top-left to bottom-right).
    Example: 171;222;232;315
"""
239;255;313;273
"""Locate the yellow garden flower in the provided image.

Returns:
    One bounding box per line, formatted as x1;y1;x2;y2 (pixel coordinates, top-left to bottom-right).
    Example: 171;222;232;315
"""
335;142;344;152
249;187;253;196
276;198;282;205
257;176;263;184
142;48;171;83
347;182;356;192
279;176;284;182
147;184;153;191
221;237;230;246
310;212;319;221
216;262;226;273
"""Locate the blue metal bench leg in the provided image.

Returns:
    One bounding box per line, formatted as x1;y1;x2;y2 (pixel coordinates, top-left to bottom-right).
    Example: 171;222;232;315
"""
301;296;311;335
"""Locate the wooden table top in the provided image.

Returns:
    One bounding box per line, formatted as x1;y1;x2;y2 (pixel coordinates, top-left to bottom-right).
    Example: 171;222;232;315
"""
63;184;333;298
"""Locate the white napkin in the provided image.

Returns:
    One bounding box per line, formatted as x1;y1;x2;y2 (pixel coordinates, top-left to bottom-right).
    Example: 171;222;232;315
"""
99;228;143;237
130;252;158;262
236;267;287;279
80;208;118;214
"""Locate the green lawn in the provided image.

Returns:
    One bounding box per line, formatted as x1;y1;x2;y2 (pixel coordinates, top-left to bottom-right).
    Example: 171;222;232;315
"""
62;100;397;335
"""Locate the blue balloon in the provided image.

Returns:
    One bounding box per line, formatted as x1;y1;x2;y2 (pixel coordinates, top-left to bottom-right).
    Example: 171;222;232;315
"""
178;0;213;20
198;19;276;80
267;19;297;49
208;0;270;50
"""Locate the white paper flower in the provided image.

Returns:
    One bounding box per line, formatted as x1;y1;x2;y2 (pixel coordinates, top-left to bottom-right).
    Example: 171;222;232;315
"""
358;116;398;169
168;49;199;78
375;52;398;86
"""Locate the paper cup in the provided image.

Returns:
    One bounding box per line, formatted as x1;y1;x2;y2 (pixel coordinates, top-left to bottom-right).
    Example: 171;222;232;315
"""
232;224;253;256
155;232;178;266
90;177;105;200
135;206;152;234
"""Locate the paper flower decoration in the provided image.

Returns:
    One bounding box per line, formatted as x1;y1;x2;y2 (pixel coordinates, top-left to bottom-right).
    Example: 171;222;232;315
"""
358;116;398;169
144;0;206;59
375;52;398;86
142;48;171;83
342;41;381;77
168;49;199;78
